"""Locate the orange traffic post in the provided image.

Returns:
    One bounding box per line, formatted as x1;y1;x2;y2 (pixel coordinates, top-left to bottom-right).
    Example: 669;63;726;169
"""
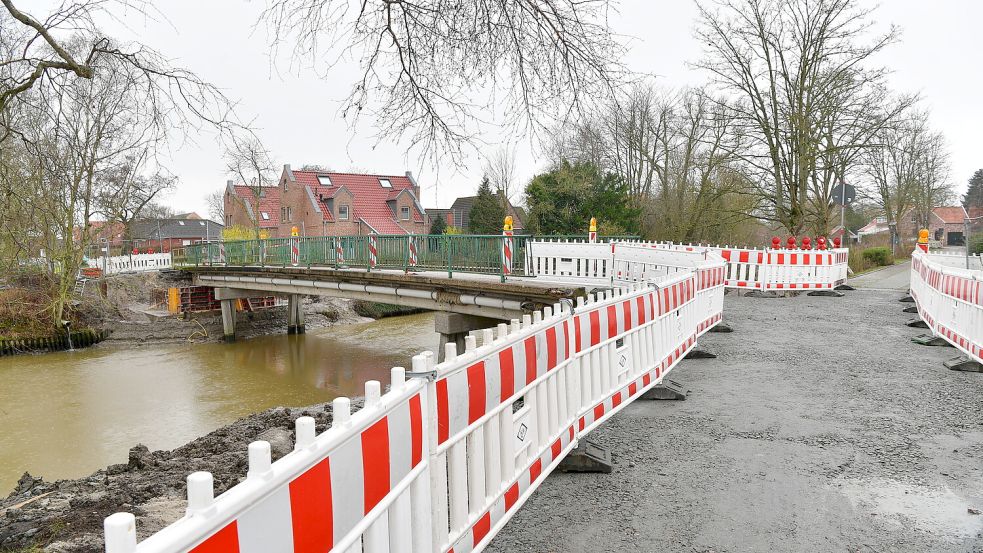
918;229;929;253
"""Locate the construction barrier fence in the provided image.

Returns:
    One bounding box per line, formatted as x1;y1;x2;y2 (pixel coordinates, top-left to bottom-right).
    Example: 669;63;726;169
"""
910;250;983;363
104;250;726;553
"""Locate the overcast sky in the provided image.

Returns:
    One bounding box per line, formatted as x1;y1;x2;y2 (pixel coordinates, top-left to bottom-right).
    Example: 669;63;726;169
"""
91;0;983;218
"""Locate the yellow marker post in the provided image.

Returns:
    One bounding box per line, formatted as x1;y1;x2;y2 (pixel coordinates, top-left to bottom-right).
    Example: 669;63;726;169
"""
589;217;597;243
291;226;299;237
917;229;929;253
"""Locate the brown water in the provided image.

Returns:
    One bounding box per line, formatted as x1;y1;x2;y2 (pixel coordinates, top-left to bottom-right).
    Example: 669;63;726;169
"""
0;313;438;494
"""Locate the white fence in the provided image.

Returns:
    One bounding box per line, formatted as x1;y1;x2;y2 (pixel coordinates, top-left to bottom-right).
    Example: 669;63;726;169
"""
910;250;983;362
527;239;848;291
104;249;726;553
87;253;173;275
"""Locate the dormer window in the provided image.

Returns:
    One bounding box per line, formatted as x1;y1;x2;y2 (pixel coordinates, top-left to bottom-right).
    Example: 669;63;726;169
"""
317;175;332;186
379;178;392;188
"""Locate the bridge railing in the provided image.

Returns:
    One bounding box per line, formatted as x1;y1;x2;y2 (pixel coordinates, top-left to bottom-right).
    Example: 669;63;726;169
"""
104;248;726;553
910;250;983;362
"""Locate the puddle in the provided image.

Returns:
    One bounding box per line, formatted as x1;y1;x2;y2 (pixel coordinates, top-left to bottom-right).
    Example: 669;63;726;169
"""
842;478;983;540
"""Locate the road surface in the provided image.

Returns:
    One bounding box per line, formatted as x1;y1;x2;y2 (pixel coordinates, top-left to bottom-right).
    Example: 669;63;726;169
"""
849;261;912;291
488;289;983;553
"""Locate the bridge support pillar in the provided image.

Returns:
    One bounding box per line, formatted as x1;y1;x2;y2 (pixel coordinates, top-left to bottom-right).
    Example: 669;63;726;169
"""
220;299;236;343
435;312;505;362
287;294;305;334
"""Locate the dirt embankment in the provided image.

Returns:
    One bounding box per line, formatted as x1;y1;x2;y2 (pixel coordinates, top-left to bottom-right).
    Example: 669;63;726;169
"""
0;400;363;552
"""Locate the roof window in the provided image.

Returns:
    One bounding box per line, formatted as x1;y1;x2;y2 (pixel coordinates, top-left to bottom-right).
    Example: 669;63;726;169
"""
178;221;185;226
317;175;332;186
261;212;270;220
379;178;392;188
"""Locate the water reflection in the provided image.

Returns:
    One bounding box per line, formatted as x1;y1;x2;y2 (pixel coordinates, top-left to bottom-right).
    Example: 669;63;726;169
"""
0;313;438;493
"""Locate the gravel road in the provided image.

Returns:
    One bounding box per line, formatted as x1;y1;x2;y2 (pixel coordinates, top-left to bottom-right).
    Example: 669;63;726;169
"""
487;289;983;553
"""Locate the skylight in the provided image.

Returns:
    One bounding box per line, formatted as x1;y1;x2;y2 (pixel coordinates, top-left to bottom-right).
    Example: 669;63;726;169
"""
379;178;392;188
178;221;185;226
261;212;270;220
317;175;332;186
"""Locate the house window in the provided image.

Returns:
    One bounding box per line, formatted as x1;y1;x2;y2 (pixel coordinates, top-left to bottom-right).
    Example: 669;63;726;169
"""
317;175;332;186
281;207;292;222
261;212;270;220
339;205;349;220
379;178;392;188
400;206;410;220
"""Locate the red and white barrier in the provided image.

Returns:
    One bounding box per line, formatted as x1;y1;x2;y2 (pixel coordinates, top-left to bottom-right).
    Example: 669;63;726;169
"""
502;231;514;275
368;234;378;269
408;235;419;267
289;238;300;267
715;246;848;290
104;248;725;553
335;238;345;265
86;253;173;275
910;250;983;362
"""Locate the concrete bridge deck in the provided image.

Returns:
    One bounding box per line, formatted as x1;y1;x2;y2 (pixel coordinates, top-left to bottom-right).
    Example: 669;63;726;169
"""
487;289;983;552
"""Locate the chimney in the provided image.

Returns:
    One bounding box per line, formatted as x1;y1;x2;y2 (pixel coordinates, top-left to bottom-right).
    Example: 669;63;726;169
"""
226;179;233;187
405;171;421;200
284;164;294;182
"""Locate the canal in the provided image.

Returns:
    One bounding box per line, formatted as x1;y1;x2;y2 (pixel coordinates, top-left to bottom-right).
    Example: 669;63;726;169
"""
0;313;439;494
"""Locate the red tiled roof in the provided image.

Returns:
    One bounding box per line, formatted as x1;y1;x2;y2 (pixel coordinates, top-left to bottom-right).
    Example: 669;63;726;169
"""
932;206;967;225
233;185;281;227
292;170;425;233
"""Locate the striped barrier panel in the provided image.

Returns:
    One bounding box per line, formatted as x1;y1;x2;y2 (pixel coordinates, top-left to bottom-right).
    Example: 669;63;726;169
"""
525;240;618;285
910;250;983;362
104;255;725;553
87;253;174;275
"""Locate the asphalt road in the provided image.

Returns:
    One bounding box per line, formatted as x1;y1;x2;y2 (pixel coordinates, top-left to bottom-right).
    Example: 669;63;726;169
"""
849;261;913;291
487;289;983;553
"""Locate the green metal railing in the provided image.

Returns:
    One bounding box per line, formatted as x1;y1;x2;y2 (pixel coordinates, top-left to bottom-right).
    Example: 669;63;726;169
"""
171;233;640;280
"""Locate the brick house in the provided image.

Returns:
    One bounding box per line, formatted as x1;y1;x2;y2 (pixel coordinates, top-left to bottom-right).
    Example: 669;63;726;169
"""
224;182;282;237
427;196;526;233
128;218;224;251
859;206;968;246
225;166;428;236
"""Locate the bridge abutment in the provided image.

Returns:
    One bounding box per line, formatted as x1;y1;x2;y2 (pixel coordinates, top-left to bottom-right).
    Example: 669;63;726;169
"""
435;312;505;362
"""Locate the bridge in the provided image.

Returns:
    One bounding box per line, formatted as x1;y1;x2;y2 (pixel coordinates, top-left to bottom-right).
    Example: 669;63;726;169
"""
171;234;849;355
92;228;884;553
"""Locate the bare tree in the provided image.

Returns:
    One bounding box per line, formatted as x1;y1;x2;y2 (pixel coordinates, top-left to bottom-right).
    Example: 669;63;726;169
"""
694;0;905;234
262;0;628;164
484;148;519;207
95;150;176;238
206;190;225;224
224;137;277;235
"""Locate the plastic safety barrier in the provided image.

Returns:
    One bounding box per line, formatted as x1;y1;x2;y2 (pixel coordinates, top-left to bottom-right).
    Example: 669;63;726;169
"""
910;250;983;362
527;239;848;291
87;253;173;275
104;250;726;553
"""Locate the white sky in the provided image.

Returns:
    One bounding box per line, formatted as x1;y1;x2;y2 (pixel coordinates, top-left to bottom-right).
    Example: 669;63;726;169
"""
87;0;983;217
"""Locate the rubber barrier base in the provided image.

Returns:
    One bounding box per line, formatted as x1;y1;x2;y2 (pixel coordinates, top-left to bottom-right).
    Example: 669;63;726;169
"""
640;379;689;400
707;322;733;333
906;319;929;329
911;334;954;347
557;440;613;474
944;356;983;372
903;306;919;313
899;295;915;303
685;347;717;359
745;290;780;298
835;284;856;291
807;290;845;297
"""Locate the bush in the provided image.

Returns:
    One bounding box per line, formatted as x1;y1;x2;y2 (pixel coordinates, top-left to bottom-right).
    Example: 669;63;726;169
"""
969;235;983;255
861;247;894;267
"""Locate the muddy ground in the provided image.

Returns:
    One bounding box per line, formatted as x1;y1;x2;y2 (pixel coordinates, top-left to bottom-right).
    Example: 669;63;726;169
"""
487;289;983;552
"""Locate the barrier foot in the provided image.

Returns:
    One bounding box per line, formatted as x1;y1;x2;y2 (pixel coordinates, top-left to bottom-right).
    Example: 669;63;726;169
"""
835;284;856;291
557;440;612;473
911;334;953;347
745;290;779;299
685;347;716;359
899;295;915;303
707;322;733;333
906;319;929;329
903;306;919;314
640;379;689;400
944;356;983;373
807;290;845;297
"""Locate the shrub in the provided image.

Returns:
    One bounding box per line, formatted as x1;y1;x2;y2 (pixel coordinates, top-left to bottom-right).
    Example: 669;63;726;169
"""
969;234;983;255
861;247;894;267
